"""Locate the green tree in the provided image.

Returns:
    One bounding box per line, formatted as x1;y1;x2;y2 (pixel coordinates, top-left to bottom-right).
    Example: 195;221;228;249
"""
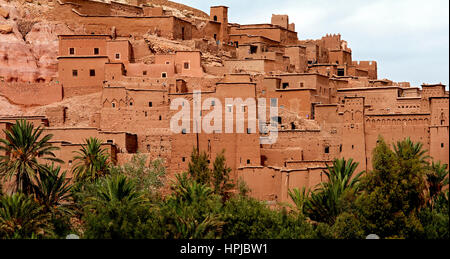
33;164;73;217
0;120;62;194
187;148;211;185
81;175;152;239
426;161;449;208
305;158;363;225
88;174;147;208
72;137;110;182
221;196;315;239
211;150;234;199
331;212;365;239
288;187;310;216
110;154;166;199
0;193;52;239
356;137;427;238
169;172;214;204
162;172;224;239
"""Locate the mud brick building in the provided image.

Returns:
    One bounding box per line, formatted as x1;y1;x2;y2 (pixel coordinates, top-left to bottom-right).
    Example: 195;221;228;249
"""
0;0;448;204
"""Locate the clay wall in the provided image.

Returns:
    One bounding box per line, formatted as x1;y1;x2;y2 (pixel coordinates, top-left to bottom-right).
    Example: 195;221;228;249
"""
230;26;297;45
338;87;400;113
329;50;352;65
271;14;289;30
0;117;49;127
364;114;431;170
54;3;193;40
127;63;175;78
106;40;131;64
49;141;117;177
341;97;367;170
353;61;378;80
59;35;110;56
0;122;11;156
0;82;63;106
175;51;203;77
58;57;108;96
237;167;282;201
284;46;308;73
210;6;229;43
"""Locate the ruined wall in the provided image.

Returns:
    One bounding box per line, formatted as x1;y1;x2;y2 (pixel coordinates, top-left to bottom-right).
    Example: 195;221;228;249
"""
0;82;62;106
53;2;193;40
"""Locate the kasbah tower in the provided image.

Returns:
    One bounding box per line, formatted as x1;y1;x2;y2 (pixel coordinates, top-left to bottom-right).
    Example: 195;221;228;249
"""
0;0;448;203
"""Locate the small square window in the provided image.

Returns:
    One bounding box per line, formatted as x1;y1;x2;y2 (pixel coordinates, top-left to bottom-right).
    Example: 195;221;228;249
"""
325;146;330;154
149;102;153;107
442;143;445;148
159;115;162;121
72;70;78;77
182;129;187;134
143;71;147;76
165;61;170;65
184;62;190;69
182;157;186;162
94;48;99;55
69;48;75;55
90;69;96;77
115;53;120;60
247;159;251;165
161;72;167;78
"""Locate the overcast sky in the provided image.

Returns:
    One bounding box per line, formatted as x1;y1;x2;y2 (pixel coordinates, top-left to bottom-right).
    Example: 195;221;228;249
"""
181;0;449;88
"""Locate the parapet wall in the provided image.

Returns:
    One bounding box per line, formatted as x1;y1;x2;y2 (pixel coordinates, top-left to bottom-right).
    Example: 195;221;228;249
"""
0;83;63;106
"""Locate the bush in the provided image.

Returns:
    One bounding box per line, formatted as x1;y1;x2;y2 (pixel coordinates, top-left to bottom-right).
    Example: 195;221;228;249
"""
221;197;315;239
331;212;365;239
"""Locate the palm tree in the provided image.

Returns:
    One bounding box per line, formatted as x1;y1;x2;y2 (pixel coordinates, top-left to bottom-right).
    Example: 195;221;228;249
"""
88;174;146;208
288;187;310;215
0;193;52;239
172;212;224;239
393;137;430;165
323;158;364;192
426;161;449;208
170;172;213;204
72;137;110;182
0;120;62;194
305;158;363;225
33;164;74;217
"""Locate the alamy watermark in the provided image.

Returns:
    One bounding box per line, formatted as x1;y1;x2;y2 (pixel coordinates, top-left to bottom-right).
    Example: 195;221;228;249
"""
170;90;279;144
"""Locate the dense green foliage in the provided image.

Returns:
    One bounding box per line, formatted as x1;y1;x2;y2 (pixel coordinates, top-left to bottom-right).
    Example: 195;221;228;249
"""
0;120;448;239
0;120;62;194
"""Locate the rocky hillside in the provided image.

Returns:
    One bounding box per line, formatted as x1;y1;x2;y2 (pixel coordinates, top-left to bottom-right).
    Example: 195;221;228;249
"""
0;0;81;83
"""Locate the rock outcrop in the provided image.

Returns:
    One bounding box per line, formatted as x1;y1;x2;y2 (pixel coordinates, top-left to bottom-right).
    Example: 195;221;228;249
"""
0;0;74;82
